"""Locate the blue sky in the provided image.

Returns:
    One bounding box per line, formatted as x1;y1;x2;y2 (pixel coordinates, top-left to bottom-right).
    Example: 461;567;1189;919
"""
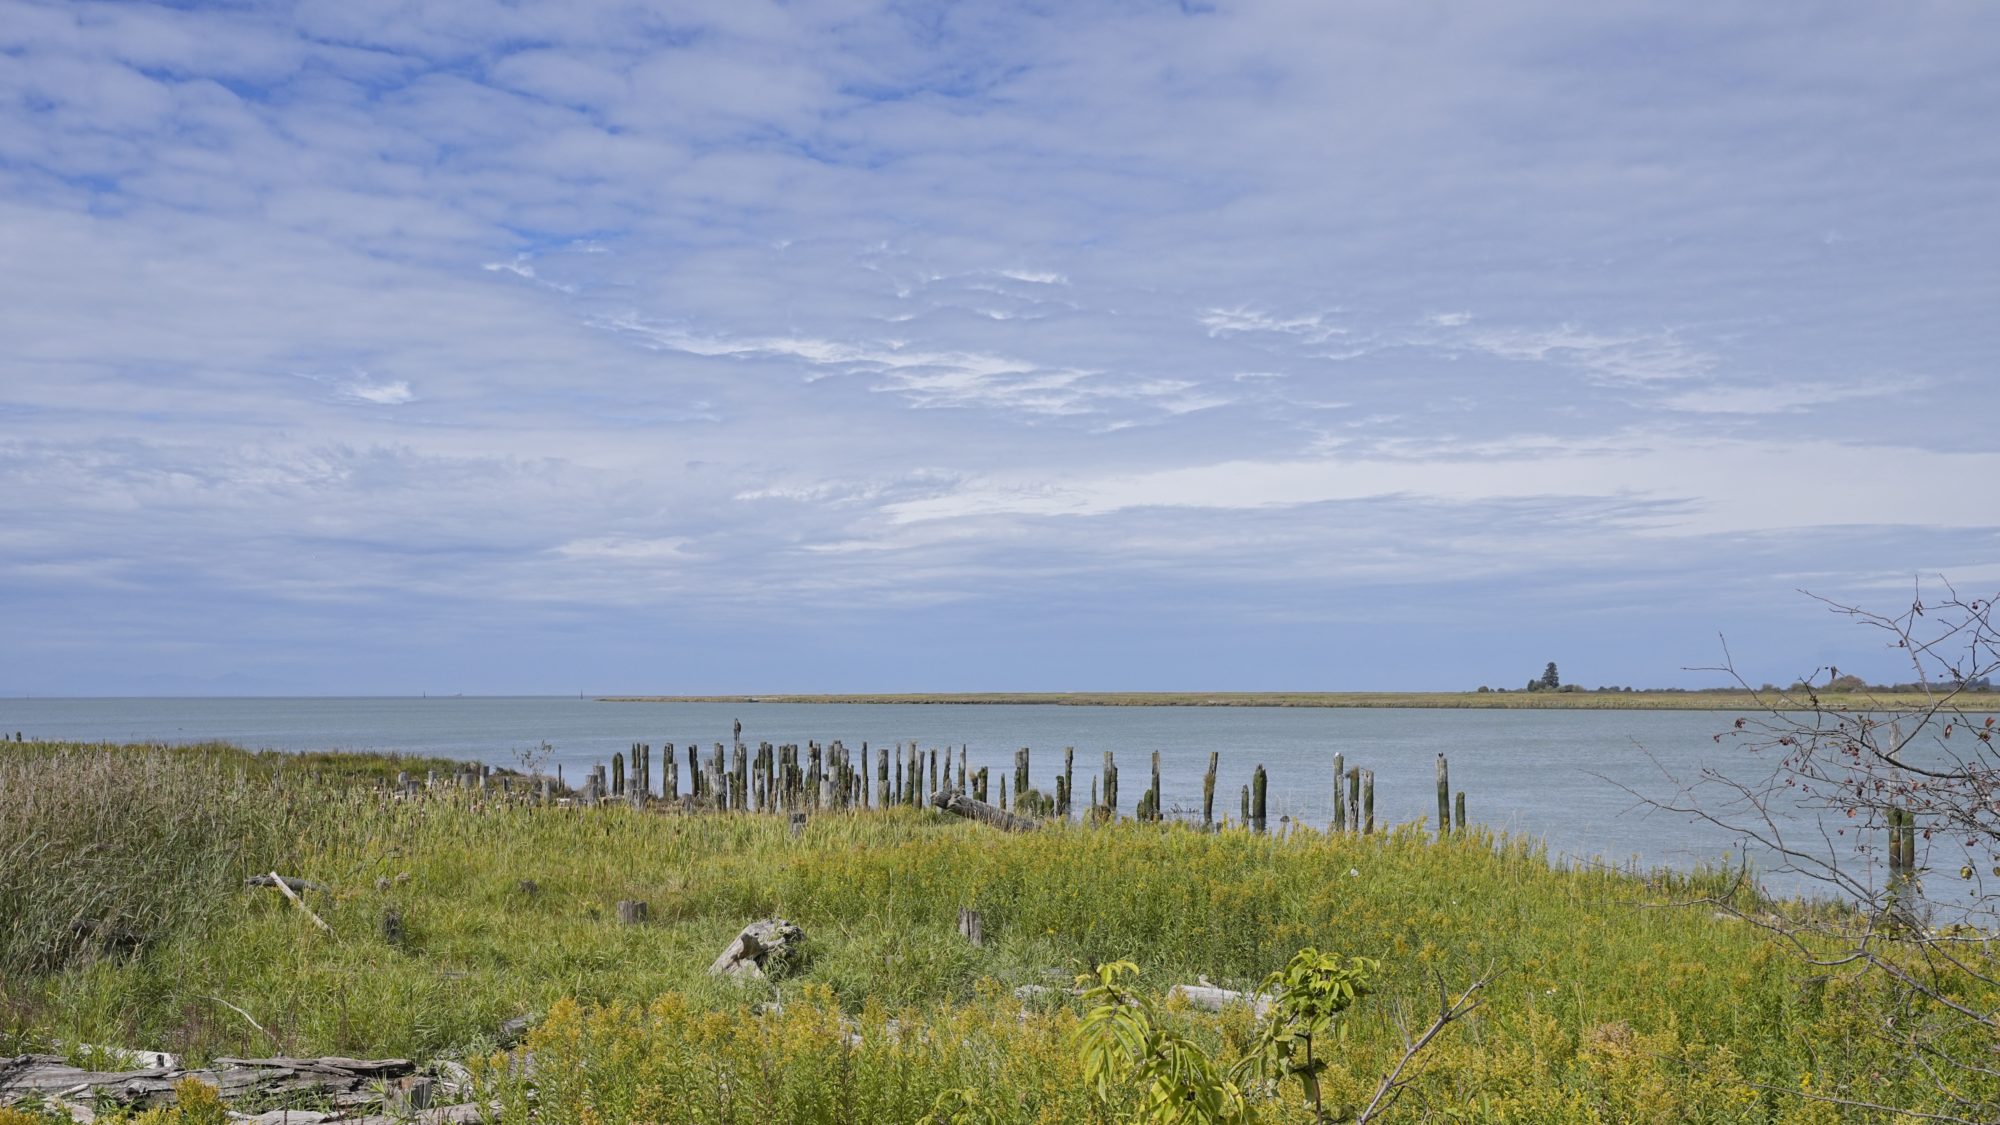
2;0;1996;695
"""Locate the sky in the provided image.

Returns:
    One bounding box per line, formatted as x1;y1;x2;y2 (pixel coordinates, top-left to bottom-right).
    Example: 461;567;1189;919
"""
2;1;1997;696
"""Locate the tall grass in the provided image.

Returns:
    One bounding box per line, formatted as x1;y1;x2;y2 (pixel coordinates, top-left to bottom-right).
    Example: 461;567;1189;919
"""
0;746;286;979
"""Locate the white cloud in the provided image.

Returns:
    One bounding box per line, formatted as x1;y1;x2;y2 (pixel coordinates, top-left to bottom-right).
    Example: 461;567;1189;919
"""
1199;307;1347;343
340;378;417;405
1658;378;1918;415
998;269;1068;284
883;440;2000;539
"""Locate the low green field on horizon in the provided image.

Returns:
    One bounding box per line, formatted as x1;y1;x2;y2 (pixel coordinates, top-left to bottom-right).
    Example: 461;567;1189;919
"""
600;688;1963;711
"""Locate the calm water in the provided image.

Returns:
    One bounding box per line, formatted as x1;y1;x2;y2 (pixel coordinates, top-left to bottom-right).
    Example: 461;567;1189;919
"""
2;696;1795;876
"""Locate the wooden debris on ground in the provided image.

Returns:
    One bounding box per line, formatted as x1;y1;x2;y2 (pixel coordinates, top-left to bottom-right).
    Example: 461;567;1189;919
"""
1167;982;1275;1019
927;787;1040;832
0;1053;496;1122
709;918;805;980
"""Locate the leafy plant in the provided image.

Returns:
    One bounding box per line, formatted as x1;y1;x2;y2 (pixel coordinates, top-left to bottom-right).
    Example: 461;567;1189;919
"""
1238;948;1378;1122
1075;961;1250;1125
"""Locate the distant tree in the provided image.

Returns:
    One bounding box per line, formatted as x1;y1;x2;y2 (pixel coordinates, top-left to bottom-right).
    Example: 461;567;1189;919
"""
1539;662;1560;691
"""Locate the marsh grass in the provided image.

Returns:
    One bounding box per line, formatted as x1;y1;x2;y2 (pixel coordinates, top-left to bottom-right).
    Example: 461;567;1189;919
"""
5;744;1997;1121
0;746;288;979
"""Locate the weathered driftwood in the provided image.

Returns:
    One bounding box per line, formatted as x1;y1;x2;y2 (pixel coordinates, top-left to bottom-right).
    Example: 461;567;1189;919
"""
0;1054;412;1111
1167;983;1275;1019
709;918;805;980
267;870;333;934
928;788;1039;832
244;875;329;894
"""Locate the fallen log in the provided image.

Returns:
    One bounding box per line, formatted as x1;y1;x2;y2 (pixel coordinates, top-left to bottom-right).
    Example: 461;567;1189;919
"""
0;1053;413;1111
1166;983;1274;1019
928;788;1039;832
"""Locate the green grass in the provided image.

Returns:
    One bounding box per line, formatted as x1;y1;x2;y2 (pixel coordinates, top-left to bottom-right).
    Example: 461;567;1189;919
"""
3;743;1994;1122
600;689;1972;711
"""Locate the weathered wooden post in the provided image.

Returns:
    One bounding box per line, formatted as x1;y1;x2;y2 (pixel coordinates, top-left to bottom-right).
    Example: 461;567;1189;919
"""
1102;751;1118;817
1436;754;1450;839
959;745;969;791
612;752;625;798
1454;791;1466;833
878;743;890;808
1240;784;1250;826
894;752;904;806
929;748;939;799
664;744;678;801
974;767;989;803
957;907;985;947
687;743;700;800
807;743;823;810
1332;752;1346;832
1200;748;1216;828
1346;768;1361;833
1014;748;1030;802
1251;765;1267;834
734;742;749;809
1063;747;1075;818
1000;774;1009;811
1888;808;1904;884
617;900;649;925
1148;751;1163;823
1362;769;1376;834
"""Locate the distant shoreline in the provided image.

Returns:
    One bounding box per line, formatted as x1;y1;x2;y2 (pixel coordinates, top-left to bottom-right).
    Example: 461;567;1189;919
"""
596;690;1968;711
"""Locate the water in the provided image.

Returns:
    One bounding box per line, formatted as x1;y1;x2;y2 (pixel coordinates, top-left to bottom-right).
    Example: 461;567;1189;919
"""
0;696;1784;875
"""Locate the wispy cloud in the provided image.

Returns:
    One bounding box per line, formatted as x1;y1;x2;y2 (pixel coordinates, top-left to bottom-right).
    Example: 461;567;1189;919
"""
1;0;1996;692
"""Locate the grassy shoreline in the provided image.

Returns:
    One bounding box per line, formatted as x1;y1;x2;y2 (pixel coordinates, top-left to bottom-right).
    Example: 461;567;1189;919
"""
6;740;1996;1122
597;688;1963;710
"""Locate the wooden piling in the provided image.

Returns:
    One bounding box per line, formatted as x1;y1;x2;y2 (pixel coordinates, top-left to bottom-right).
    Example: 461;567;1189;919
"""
1202;751;1218;830
1332;752;1346;832
1362;769;1376;834
1436;754;1450;839
1015;747;1030;803
1346;768;1361;833
1062;747;1075;819
1102;751;1118;817
1149;751;1163;823
1251;765;1267;834
957;907;985;947
1454;791;1466;832
1240;784;1249;826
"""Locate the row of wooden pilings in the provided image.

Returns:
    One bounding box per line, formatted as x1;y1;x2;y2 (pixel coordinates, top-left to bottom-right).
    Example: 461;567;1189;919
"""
401;730;1475;836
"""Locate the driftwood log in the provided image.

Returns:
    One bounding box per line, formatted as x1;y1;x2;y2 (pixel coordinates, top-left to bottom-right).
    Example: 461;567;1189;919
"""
244;875;330;894
0;1054;411;1111
1167;983;1274;1019
709;918;805;980
928;788;1039;832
